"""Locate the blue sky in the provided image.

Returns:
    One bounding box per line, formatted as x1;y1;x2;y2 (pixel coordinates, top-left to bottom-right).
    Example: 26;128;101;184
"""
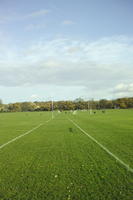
0;0;133;103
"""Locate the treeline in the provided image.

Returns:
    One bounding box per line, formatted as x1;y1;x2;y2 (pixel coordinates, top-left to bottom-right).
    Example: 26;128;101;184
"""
0;97;133;112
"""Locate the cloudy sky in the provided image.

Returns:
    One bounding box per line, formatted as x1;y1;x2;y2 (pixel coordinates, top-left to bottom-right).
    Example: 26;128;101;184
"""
0;0;133;103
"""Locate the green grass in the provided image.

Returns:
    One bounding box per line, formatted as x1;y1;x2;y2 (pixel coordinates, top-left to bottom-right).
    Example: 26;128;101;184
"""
0;110;133;200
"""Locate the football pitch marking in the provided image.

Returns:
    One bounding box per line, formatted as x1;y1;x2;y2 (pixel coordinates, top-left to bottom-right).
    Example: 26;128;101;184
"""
0;118;52;150
69;118;133;173
0;123;43;150
46;119;52;123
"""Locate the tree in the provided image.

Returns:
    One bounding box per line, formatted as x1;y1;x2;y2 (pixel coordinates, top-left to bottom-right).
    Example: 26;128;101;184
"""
119;102;127;109
0;99;3;105
8;103;21;112
99;99;108;109
21;102;36;111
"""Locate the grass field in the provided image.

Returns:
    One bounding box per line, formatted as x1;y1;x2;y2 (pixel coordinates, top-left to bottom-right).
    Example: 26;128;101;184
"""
0;110;133;200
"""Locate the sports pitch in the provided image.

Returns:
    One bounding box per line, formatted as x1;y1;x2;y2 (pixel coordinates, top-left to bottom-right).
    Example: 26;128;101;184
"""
0;110;133;200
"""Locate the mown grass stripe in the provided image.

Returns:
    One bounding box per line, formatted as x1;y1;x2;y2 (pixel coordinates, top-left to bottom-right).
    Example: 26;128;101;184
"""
69;118;133;173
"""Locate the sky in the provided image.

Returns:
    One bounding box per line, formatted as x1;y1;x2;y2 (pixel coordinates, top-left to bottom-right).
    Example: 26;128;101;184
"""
0;0;133;103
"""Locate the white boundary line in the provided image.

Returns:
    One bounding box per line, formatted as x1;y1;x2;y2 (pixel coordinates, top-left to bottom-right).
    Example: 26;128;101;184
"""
46;119;52;123
0;118;52;150
0;123;43;150
69;118;133;173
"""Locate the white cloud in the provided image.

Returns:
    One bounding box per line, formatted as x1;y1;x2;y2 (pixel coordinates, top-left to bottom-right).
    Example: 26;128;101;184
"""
0;35;133;99
30;94;40;100
0;9;50;24
44;60;60;67
114;83;133;97
67;47;80;53
26;9;50;18
62;20;75;25
115;83;127;91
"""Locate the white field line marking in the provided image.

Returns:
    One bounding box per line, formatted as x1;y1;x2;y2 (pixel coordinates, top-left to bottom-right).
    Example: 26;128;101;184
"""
0;118;52;150
69;118;133;173
46;119;52;123
0;123;43;150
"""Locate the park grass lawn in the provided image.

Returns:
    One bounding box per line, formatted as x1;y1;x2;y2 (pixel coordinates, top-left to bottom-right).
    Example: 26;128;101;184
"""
0;110;133;200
